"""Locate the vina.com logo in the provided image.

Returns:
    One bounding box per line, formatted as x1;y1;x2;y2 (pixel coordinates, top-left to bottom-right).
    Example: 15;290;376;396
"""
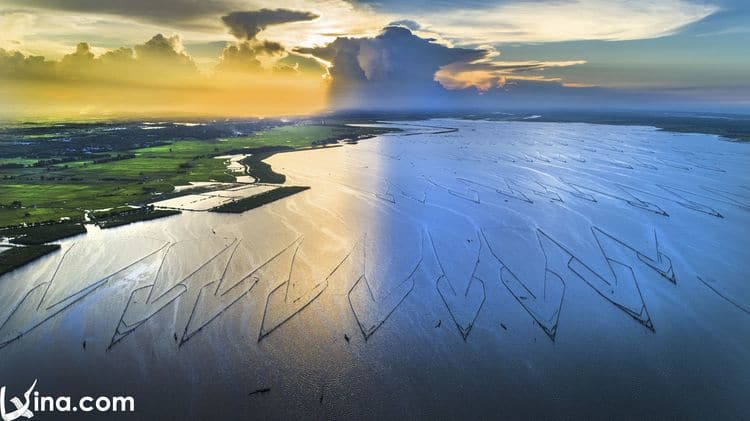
1;380;135;420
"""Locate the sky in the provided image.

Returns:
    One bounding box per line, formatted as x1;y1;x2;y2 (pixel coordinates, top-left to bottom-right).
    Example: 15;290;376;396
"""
0;0;748;117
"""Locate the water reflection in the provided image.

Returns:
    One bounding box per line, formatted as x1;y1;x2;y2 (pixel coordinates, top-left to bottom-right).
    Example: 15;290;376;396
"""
0;120;748;418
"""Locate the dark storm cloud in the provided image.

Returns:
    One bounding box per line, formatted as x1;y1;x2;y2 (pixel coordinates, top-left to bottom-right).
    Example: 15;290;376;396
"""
255;40;285;55
2;0;237;24
221;9;319;40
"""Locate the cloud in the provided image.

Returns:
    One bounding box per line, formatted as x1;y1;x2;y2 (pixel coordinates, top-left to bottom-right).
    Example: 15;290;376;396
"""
1;31;314;83
0;47;55;79
0;1;389;62
255;40;285;55
387;19;420;31
99;47;136;64
216;42;262;73
0;11;36;50
135;33;185;58
216;39;326;79
59;42;95;67
1;0;719;74
215;8;320;75
1;33;199;86
297;26;489;109
1;0;238;25
297;25;589;110
221;9;319;40
435;60;587;91
274;52;327;76
350;0;718;43
0;32;330;118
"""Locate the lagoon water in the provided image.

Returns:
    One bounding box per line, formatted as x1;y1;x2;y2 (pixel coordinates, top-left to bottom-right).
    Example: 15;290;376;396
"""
0;120;748;418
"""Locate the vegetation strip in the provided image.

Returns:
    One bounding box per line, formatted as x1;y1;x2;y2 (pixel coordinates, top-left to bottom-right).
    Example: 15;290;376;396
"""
1;222;87;245
0;244;61;277
239;149;291;184
211;186;310;213
92;206;181;229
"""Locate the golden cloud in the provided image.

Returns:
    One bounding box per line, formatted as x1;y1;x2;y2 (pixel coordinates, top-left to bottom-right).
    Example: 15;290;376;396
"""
0;34;329;118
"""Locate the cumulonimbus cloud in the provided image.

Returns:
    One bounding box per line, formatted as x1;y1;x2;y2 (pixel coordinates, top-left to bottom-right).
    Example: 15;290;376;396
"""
297;25;587;110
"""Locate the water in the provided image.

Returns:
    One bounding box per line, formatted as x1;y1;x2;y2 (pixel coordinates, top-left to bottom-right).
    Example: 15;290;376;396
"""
0;120;748;419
